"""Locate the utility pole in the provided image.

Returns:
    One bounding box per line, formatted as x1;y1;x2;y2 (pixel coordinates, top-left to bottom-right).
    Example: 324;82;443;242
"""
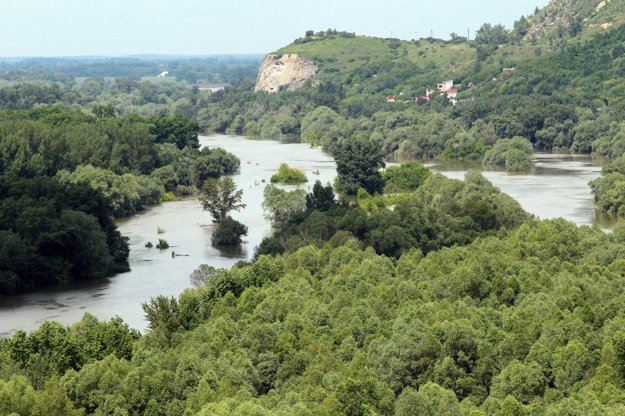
467;28;470;40
430;29;433;38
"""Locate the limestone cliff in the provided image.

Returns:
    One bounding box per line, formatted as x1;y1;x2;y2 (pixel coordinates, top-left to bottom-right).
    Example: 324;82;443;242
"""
254;53;318;93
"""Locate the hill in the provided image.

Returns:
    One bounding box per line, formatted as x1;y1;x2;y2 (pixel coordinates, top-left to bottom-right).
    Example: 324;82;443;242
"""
277;32;475;89
525;0;625;41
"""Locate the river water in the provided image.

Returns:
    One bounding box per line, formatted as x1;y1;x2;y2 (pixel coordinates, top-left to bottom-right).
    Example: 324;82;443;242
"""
0;136;612;336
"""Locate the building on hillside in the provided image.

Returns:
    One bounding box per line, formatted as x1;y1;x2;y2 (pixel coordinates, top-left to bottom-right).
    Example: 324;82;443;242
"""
437;80;454;92
502;68;516;75
386;95;396;103
446;89;458;106
157;71;169;77
467;82;476;89
425;88;435;97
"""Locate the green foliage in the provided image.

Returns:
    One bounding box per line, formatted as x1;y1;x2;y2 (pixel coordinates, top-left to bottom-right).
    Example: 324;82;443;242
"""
6;216;625;414
199;177;246;223
160;192;176;202
156;239;170;250
262;184;307;225
306;180;336;211
189;264;221;287
590;155;625;216
269;163;308;184
148;114;200;149
212;216;248;246
262;171;528;258
335;137;385;195
382;161;431;193
483;137;533;171
0;176;128;294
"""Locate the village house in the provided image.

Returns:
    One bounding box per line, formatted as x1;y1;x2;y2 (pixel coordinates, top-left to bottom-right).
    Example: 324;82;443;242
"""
386;95;396;103
467;82;476;89
446;89;458;106
157;71;169;77
502;67;516;75
437;80;454;92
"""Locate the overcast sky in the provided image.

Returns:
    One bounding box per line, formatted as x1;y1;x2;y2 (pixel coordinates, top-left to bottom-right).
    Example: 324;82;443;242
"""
0;0;550;57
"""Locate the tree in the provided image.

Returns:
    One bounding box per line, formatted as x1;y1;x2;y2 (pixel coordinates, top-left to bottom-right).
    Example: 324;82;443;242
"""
474;23;510;46
306;181;336;211
262;184;307;225
334;138;385;195
483;137;533;172
148;114;200;150
190;264;220;287
199;177;245;223
91;104;117;119
382;162;431;193
212;216;248;246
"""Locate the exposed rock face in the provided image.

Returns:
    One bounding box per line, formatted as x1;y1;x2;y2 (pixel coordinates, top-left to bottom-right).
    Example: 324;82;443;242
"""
523;0;616;42
254;53;318;93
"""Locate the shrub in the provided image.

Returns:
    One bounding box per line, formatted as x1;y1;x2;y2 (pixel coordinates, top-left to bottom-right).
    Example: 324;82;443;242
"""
382;162;431;193
270;164;308;184
156;239;170;249
483;137;533;172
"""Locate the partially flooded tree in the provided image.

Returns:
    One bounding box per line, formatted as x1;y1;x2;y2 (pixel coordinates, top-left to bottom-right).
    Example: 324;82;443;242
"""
199;177;245;223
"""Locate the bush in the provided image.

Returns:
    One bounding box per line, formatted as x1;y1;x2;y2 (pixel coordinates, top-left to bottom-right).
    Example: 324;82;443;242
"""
270;164;308;184
156;239;169;249
212;217;248;246
382;162;431;193
483;137;533;172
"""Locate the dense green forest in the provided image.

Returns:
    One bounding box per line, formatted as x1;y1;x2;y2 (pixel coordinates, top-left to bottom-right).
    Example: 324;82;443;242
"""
0;105;239;294
5;1;625;414
3;211;625;414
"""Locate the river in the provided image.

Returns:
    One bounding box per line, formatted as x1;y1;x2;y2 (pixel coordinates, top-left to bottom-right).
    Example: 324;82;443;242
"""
0;135;612;337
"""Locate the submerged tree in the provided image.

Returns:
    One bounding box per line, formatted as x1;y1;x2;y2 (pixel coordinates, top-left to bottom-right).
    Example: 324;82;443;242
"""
212;216;248;245
199;177;246;223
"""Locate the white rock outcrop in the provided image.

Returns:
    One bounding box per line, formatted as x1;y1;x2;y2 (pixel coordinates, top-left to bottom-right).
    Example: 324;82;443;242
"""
254;53;318;93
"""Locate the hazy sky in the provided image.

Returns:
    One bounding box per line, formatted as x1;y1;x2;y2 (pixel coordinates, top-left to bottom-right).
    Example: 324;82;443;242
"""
0;0;550;57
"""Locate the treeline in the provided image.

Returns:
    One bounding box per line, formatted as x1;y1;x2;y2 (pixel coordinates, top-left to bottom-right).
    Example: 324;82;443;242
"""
0;177;129;295
0;56;262;82
0;105;239;216
3;215;625;414
0;105;239;294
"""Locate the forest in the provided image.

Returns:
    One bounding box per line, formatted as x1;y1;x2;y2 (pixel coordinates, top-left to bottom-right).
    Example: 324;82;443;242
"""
3;210;625;414
0;105;239;294
4;1;625;414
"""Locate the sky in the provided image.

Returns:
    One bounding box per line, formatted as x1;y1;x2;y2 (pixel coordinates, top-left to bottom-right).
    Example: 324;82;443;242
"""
0;0;551;57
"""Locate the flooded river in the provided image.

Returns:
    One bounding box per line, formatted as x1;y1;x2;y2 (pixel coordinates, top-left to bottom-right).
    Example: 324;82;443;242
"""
0;136;612;336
